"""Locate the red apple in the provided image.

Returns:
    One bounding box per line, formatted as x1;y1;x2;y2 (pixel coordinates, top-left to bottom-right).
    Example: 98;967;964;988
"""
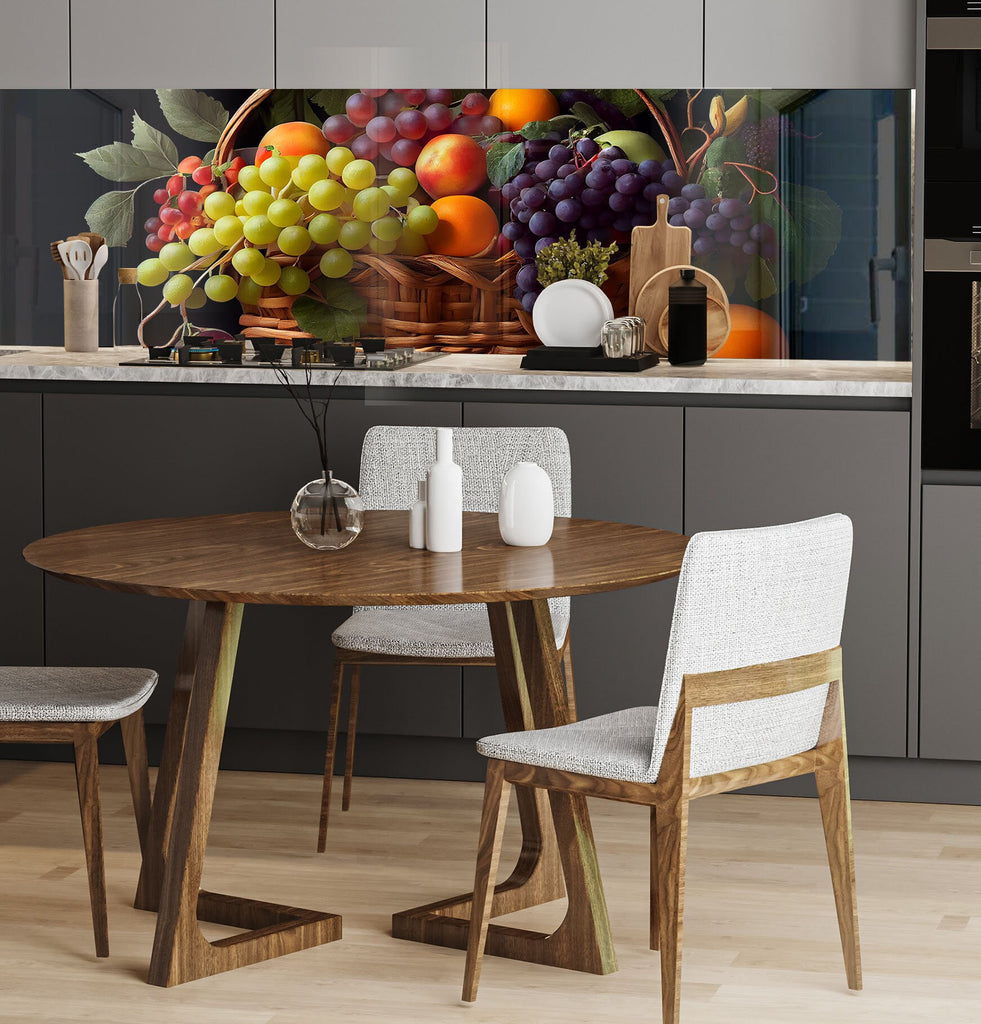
415;135;487;199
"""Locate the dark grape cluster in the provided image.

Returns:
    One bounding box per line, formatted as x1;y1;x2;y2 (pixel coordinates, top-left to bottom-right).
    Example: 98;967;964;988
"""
504;137;685;311
323;89;503;170
667;185;778;265
556;91;632;131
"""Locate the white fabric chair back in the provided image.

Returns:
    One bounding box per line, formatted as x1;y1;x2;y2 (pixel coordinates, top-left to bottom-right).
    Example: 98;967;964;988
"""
359;425;572;516
650;514;853;781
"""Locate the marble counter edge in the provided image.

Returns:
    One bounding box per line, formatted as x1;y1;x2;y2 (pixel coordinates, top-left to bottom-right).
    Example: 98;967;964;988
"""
0;353;913;398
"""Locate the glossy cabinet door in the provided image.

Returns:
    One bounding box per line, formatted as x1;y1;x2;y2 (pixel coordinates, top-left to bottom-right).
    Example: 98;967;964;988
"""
0;2;69;87
0;394;43;664
704;0;915;88
920;485;981;761
276;0;486;88
461;402;684;738
70;1;274;88
487;0;703;89
684;406;910;757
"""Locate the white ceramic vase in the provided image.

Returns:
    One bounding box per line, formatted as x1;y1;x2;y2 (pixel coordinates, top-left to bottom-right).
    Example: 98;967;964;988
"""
499;462;554;547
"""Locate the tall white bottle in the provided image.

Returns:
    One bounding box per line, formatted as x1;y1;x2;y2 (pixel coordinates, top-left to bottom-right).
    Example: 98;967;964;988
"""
425;427;462;552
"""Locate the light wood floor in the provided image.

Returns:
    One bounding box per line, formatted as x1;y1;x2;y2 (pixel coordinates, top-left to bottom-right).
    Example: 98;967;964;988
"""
1;759;979;1024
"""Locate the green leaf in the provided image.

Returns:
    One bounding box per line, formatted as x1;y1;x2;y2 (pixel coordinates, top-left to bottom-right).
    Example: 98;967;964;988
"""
131;113;179;171
202;148;216;165
745;256;778;302
486;141;526;188
292;279;368;343
303;98;322;127
156;89;229;143
83;188;138;247
310;90;350;116
570;102;604;127
594;89;649;118
518;115;581;140
76;141;174;182
779;182;842;284
704;136;731;169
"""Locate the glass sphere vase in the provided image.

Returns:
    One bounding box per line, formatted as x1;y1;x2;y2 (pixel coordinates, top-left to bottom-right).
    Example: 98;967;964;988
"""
290;472;364;550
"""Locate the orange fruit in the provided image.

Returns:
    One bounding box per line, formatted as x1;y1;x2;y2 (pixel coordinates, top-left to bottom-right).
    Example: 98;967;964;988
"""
426;196;499;257
487;89;559;132
711;304;787;359
256;122;329;169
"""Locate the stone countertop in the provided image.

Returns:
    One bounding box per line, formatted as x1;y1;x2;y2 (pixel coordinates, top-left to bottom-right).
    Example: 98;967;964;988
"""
0;346;912;398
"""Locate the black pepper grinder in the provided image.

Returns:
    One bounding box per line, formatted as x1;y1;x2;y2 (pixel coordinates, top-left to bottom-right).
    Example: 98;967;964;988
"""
667;268;707;366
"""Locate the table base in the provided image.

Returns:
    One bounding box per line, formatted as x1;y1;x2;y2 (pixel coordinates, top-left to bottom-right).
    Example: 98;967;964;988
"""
393;601;618;977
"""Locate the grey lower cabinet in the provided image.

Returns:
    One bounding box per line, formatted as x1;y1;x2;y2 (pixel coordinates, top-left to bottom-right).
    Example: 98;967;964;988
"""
919;485;981;761
0;394;43;664
462;402;684;739
684;407;910;757
42;392;461;748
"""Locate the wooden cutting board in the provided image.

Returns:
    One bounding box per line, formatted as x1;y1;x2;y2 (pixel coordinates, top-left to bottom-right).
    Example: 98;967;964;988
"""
634;264;731;357
628;193;692;315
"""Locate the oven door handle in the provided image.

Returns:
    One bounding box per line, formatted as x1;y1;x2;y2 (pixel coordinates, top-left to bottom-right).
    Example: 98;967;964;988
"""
869;250;899;325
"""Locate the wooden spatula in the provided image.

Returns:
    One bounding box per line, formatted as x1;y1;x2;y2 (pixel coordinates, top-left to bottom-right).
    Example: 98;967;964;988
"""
628;193;692;315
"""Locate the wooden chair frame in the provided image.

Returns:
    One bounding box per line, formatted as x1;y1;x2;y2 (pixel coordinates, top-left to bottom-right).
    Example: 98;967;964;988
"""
318;635;575;852
462;646;861;1024
0;709;151;957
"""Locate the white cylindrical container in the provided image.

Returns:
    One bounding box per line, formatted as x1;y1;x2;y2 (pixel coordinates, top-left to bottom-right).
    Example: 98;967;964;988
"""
64;279;99;353
409;478;427;549
499;461;554;547
425;427;463;552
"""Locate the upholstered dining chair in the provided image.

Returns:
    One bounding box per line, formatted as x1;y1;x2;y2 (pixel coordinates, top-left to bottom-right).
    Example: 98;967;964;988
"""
462;514;860;1024
0;666;158;957
318;425;574;851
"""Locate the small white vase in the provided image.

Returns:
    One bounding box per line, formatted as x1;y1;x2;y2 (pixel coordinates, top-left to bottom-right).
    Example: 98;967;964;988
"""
426;427;463;552
499;462;554;547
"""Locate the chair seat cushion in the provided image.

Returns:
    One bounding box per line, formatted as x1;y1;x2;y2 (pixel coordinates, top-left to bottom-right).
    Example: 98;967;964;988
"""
477;706;658;783
0;666;159;723
332;598;570;660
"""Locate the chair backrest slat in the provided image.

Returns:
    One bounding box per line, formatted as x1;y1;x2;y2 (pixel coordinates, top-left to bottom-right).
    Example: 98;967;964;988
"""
649;514;852;782
359;426;572;516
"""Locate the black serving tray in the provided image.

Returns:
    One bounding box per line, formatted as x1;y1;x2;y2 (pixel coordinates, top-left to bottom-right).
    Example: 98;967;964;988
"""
520;345;659;372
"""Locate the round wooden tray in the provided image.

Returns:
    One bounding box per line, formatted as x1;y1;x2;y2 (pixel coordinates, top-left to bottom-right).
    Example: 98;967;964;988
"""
634;265;731;357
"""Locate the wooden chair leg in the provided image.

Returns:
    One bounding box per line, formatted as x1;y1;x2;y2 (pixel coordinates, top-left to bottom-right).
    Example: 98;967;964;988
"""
317;660;345;853
342;666;361;812
653;796;689;1024
650;805;660;951
815;743;862;991
73;723;109;958
119;708;152;857
462;759;512;1002
561;638;577;721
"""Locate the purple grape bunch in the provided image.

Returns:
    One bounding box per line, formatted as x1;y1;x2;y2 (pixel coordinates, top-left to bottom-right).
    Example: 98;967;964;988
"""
667;185;778;265
504;137;685;312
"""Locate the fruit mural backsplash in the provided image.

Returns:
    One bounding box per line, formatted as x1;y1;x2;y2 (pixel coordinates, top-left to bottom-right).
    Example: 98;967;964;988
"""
77;87;844;353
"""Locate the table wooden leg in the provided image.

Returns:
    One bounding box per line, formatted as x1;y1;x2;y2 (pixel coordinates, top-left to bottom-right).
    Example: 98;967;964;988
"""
392;599;617;976
145;600;340;987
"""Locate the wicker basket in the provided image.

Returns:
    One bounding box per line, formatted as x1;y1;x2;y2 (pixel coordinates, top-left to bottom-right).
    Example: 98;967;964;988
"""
214;89;538;353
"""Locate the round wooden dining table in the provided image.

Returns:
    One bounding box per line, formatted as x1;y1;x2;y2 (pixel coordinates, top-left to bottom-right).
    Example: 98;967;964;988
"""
24;510;688;987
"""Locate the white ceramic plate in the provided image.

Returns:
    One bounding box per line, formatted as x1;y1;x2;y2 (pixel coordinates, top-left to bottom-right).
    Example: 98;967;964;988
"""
531;279;615;348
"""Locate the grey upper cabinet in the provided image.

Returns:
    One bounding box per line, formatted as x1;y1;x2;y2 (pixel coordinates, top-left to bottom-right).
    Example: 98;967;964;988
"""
488;0;703;89
276;0;486;88
0;2;69;88
704;0;916;88
70;1;274;88
685;407;910;758
919;486;981;761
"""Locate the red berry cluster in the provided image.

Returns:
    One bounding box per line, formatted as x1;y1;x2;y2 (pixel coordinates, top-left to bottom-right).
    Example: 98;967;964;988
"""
143;154;246;252
322;89;503;170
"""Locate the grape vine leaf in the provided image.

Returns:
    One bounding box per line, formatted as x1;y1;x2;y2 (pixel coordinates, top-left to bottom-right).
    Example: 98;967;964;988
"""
569;103;603;128
132;113;179;172
156;89;229;143
310;90;349;116
757;183;842;286
519;115;581;140
486;141;526;188
76;139;176;182
292;278;367;343
745;256;778;302
593;89;648;118
83;188;137;247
